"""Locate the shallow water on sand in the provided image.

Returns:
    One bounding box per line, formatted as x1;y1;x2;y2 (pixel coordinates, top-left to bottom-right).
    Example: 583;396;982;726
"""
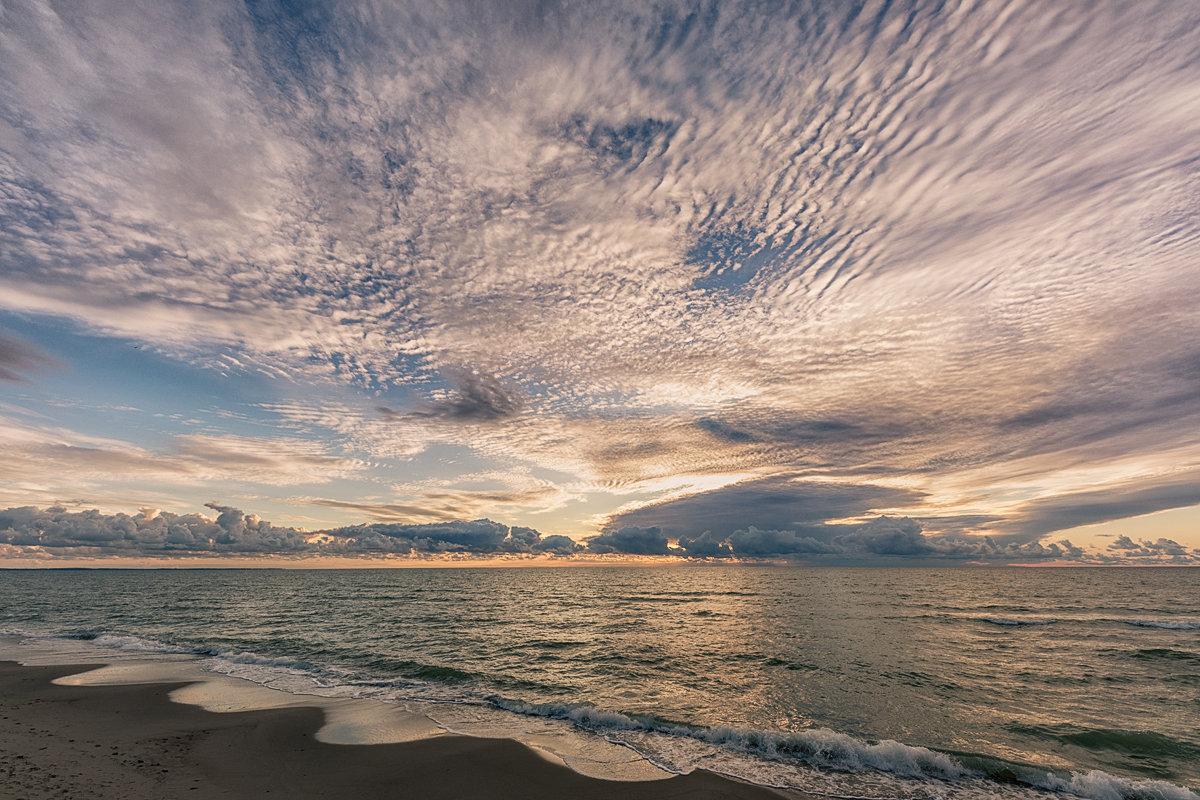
1;566;1197;799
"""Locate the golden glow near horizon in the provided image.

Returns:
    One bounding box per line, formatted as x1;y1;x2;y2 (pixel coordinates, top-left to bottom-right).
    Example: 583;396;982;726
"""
0;1;1198;564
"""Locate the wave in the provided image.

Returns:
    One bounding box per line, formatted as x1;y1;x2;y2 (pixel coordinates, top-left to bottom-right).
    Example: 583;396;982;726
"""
6;626;1199;800
1011;724;1200;760
1118;619;1200;631
967;616;1200;631
7;628;475;685
488;697;1200;800
1037;770;1199;800
2;627;199;654
1128;648;1200;664
487;696;968;779
91;633;201;654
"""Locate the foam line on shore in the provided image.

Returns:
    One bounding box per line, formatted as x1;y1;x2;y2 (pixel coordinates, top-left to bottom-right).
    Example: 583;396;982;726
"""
0;634;674;782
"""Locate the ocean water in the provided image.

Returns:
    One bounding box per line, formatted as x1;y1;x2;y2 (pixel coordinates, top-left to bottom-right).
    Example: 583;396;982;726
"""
1;566;1197;800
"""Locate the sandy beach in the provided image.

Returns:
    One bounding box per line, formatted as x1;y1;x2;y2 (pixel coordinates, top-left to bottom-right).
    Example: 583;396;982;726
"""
0;661;801;800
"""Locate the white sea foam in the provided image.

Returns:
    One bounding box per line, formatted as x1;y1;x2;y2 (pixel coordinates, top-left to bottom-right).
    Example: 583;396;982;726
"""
90;633;197;653
488;697;1200;800
1038;769;1200;800
489;697;967;780
200;648;466;706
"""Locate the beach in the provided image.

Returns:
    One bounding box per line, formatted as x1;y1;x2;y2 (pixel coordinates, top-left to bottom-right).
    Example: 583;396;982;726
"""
0;660;799;800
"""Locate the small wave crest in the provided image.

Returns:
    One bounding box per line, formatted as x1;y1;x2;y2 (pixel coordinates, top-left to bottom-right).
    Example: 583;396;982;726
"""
978;616;1057;626
1;627;195;653
90;633;198;654
1011;724;1200;761
1128;648;1200;664
487;697;967;780
1119;619;1200;631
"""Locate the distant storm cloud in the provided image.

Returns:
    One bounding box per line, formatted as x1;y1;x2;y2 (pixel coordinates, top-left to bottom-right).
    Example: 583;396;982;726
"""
665;517;1134;564
586;525;671;555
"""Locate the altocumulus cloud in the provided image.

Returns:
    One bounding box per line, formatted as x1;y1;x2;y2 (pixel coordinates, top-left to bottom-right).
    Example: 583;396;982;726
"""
1;0;1200;544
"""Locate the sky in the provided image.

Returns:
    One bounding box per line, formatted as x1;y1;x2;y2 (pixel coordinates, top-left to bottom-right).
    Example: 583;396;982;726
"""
1;0;1198;565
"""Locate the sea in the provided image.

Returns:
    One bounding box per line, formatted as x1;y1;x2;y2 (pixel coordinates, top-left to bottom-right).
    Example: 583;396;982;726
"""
0;566;1197;800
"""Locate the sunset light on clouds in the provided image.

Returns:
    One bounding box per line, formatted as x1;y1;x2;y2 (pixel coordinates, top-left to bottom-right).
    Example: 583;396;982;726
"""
1;0;1198;564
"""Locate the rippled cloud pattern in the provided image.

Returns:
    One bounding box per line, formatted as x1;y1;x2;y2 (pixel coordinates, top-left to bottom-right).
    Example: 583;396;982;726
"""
1;0;1199;562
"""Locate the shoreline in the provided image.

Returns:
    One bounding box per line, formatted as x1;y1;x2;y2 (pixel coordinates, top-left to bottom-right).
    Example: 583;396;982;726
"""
0;660;805;799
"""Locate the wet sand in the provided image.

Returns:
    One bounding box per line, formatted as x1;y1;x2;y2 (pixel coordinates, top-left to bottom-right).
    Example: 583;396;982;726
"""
0;661;804;799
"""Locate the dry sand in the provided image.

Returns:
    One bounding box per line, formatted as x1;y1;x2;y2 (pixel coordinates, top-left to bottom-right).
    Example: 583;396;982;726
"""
0;661;807;799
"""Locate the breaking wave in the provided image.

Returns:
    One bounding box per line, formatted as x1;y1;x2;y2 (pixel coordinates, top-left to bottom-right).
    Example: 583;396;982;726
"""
485;697;1199;800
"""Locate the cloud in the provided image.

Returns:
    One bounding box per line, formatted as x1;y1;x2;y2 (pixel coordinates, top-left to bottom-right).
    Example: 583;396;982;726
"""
1107;535;1195;559
606;476;924;540
0;415;364;495
334;519;511;552
1;0;1199;544
170;435;365;485
0;504;308;555
533;534;585;555
412;370;525;422
375;370;525;425
0;333;58;382
304;479;575;523
0;504;587;558
571;508;1102;561
832;516;937;556
725;527;839;557
0;503;1192;564
586;525;671;555
998;471;1200;541
675;530;732;558
671;518;1000;560
683;517;1096;562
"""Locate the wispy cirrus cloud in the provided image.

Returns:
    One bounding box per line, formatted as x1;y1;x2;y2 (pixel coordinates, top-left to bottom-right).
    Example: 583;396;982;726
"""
0;333;58;383
0;414;365;509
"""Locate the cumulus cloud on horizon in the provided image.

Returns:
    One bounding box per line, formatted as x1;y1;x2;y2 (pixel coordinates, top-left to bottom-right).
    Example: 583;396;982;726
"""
1;504;1195;565
0;504;584;559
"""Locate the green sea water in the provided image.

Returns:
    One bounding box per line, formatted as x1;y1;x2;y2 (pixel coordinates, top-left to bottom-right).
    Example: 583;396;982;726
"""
1;566;1197;799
